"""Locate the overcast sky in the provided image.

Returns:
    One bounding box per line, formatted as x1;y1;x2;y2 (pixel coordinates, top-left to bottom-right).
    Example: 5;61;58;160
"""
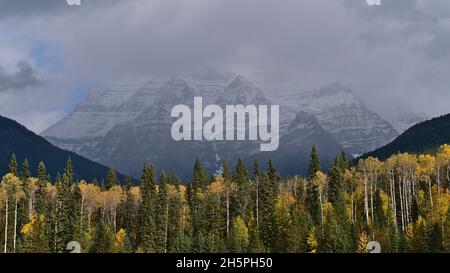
0;0;449;133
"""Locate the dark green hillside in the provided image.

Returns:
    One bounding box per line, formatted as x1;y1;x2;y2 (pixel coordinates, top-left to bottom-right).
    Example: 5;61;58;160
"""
0;115;126;182
363;113;450;160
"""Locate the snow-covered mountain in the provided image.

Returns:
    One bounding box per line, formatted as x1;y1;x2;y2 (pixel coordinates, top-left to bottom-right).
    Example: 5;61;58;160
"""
42;72;398;179
270;82;399;157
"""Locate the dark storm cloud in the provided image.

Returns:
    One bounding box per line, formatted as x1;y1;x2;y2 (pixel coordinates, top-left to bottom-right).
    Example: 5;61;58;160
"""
2;0;450;132
0;0;67;18
0;62;41;92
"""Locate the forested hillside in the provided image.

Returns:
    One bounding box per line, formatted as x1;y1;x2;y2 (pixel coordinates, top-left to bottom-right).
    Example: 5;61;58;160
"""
0;115;126;181
0;145;449;253
363;114;450;160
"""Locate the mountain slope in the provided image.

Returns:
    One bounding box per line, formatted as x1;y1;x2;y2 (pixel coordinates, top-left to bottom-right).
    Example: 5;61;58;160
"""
362;113;450;160
42;71;345;180
271;82;398;157
0;115;123;181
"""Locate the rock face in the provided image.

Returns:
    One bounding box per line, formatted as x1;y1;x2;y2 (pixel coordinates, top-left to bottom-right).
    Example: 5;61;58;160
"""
42;71;397;180
272;82;399;157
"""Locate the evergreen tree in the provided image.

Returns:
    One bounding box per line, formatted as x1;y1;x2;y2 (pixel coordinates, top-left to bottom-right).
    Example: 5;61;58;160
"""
20;159;31;181
234;159;251;222
428;222;444;253
138;165;157;252
35;162;48;216
307;145;321;181
170;171;181;186
9;153;18;176
90;215;113;253
64;157;74;184
327;155;345;205
306;146;322;225
267;159;279;184
305;182;321;225
105;168;119;190
247;213;264;253
259;172;275;250
192;159;208;191
156;171;170;253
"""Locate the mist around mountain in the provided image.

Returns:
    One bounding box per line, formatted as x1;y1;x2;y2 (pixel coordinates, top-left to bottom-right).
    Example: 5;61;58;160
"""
41;69;421;180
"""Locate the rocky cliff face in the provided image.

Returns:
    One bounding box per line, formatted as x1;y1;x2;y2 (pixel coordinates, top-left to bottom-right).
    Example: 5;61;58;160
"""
42;71;396;180
272;82;398;157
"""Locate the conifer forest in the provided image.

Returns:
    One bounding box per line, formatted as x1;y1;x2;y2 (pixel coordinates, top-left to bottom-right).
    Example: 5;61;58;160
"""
1;145;450;253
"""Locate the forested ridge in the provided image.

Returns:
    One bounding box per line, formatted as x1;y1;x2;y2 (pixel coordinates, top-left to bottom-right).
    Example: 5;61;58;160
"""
1;145;450;253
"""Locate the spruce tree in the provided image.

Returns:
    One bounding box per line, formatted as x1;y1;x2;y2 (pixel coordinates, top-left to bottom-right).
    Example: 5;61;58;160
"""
138;165;157;252
64;157;74;184
35;162;49;216
105;168;119;190
20;159;31;181
90;213;113;253
248;213;264;253
156;171;170;253
307;145;321;181
267;159;279;184
234;159;251;221
327;156;344;205
8;153;18;176
306;145;321;225
259;172;275;250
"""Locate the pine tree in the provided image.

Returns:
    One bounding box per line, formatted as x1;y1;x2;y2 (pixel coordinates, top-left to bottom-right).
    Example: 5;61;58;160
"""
55;159;77;252
90;214;113;253
327;155;345;205
192;159;208;191
138;165;157;252
20;159;31;181
105;168;119;190
170;171;181;186
8;154;18;176
35;162;48;216
247;213;264;253
286;206;310;253
267;159;279;184
306;146;321;225
259;172;275;250
306;182;321;225
234;159;251;222
307;145;321;181
156;171;170;253
428;222;444;253
64;157;74;184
